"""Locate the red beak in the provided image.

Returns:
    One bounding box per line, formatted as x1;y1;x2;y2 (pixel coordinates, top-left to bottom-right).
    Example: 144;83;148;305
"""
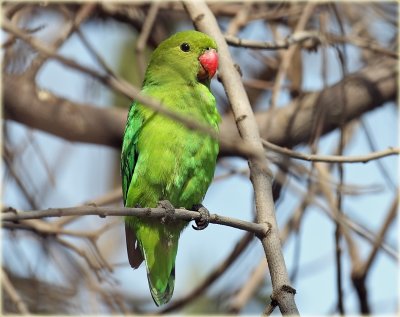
198;49;218;80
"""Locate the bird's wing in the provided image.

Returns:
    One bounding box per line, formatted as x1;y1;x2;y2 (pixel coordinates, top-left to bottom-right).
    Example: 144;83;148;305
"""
121;102;141;205
121;101;144;268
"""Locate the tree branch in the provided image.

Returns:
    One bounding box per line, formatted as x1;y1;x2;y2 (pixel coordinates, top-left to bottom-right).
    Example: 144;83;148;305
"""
351;194;398;314
2;206;269;238
224;30;321;50
3;57;396;158
3;74;127;148
1;17;258;160
183;1;299;314
262;140;399;163
220;58;397;152
2;269;30;314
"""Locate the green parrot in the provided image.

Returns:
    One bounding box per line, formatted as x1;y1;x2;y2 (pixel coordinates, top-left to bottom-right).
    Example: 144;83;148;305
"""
121;30;220;306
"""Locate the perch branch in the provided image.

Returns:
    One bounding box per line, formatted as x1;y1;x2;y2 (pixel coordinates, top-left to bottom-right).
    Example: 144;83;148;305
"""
2;206;270;238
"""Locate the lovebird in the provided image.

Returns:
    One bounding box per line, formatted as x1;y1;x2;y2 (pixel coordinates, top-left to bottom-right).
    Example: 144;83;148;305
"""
121;30;220;306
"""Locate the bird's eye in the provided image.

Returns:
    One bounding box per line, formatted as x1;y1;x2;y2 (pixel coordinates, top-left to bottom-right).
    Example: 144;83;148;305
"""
180;43;190;52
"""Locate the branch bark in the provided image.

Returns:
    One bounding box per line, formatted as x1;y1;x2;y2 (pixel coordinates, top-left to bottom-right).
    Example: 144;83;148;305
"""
3;76;126;147
2;206;269;238
262;139;399;163
220;58;397;152
183;1;299;314
3;57;396;156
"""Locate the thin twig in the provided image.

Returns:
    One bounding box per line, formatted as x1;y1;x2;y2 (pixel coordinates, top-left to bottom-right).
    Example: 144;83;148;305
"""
284;164;398;261
325;33;398;58
225;31;321;50
27;3;96;78
350;194;398;313
229;258;268;313
360;119;397;190
3;143;38;209
226;2;253;35
136;2;160;80
262;139;399;163
361;194;398;274
331;5;349;312
224;31;397;58
75;27;116;76
271;2;316;109
2;268;30;314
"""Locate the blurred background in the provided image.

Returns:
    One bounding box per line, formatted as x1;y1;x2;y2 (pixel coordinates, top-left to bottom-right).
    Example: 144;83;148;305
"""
2;2;398;315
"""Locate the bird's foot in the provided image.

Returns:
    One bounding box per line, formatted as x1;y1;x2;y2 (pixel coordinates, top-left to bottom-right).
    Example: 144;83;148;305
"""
158;200;176;223
192;204;210;230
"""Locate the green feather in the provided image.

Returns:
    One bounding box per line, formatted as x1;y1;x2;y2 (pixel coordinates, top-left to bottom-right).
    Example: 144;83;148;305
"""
121;30;220;306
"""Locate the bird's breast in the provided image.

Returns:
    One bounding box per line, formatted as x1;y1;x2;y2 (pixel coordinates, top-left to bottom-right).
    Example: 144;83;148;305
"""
139;118;218;208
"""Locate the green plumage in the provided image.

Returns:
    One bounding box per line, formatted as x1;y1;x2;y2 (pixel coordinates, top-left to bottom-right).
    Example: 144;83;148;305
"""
121;31;220;306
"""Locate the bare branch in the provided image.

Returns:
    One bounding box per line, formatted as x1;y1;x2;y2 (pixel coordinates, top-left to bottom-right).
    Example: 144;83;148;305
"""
270;3;316;109
225;30;321;50
262;140;400;163
183;1;299;314
2;206;270;238
2;269;30;314
3;57;396;157
351;194;398;313
2;15;260;160
224;31;397;58
230;258;269;314
135;2;160;80
27;3;96;78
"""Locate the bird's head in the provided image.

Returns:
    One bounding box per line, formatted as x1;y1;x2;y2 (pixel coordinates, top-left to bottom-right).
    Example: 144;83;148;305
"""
144;30;218;86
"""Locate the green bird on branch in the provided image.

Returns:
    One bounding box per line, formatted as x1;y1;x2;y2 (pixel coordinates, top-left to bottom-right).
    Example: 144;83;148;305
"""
121;30;220;306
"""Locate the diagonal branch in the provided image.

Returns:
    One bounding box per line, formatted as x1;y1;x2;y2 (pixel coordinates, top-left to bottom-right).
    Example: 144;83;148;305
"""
220;58;397;152
183;1;299;314
2;268;30;314
1;17;259;160
3;58;396;158
351;194;398;314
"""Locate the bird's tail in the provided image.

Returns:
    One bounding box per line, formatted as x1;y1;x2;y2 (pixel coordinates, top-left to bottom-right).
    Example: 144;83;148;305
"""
136;221;180;306
148;266;175;306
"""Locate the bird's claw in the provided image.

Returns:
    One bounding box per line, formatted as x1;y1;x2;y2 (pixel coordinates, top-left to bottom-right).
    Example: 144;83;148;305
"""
192;204;210;231
158;200;175;223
